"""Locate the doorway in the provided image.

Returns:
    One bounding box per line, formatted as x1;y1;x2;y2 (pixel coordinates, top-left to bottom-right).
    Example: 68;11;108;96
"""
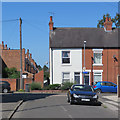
84;73;89;85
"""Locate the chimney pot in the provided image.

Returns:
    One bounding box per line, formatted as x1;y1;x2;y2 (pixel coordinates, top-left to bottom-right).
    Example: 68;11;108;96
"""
5;44;7;50
104;17;112;32
49;16;54;31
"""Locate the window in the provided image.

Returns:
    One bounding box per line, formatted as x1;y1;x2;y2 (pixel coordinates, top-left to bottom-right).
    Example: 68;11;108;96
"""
94;72;102;85
94;53;102;64
62;72;70;83
62;51;70;64
93;49;103;65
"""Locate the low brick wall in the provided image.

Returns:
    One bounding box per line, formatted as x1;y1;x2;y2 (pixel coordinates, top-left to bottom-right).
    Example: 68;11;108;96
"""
0;78;16;91
30;90;68;93
0;78;33;91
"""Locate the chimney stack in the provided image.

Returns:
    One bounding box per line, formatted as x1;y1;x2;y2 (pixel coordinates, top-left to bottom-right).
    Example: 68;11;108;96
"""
5;44;7;50
2;41;4;50
49;16;54;31
27;49;29;59
104;17;112;32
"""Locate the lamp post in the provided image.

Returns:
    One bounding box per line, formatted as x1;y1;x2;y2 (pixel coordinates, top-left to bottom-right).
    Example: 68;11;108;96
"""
83;41;86;85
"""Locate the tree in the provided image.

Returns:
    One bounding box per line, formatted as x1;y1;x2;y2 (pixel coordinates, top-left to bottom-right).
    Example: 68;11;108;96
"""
97;13;120;28
37;65;42;71
2;67;20;78
43;65;49;80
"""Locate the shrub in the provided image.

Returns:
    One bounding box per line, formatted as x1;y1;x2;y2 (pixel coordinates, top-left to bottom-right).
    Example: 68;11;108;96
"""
43;84;61;90
61;82;73;90
30;82;42;90
18;89;25;92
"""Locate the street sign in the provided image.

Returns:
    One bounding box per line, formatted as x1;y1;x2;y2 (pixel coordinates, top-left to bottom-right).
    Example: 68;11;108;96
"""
83;71;88;74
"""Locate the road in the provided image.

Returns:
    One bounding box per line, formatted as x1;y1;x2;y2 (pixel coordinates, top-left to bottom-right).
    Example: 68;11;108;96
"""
12;93;118;119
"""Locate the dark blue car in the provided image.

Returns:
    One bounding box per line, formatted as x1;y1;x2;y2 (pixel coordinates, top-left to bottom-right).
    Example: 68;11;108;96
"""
67;84;98;105
93;81;117;94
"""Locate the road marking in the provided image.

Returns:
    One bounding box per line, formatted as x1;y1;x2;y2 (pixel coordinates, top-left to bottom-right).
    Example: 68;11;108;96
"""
60;106;67;111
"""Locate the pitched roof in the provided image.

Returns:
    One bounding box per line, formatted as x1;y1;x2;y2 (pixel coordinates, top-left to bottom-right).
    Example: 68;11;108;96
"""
49;28;119;48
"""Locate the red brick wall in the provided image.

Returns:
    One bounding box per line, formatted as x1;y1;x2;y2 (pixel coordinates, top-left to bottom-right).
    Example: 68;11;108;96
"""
34;70;44;88
82;49;119;84
24;78;33;89
0;78;33;91
0;78;16;91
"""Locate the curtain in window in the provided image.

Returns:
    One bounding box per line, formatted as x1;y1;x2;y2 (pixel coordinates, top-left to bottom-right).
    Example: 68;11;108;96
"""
94;53;102;64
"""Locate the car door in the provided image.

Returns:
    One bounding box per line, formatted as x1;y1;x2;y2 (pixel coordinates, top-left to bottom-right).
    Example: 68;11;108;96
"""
100;82;110;92
107;82;117;92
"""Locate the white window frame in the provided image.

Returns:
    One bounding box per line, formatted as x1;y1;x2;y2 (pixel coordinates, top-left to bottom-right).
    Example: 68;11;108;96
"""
62;72;70;83
92;49;103;66
61;51;71;65
93;72;102;84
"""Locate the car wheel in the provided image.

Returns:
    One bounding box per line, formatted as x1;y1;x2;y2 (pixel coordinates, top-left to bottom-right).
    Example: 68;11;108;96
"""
3;89;8;93
96;89;101;94
70;96;74;105
67;94;70;103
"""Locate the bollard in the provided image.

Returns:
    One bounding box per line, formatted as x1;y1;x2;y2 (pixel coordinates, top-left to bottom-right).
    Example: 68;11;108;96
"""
117;75;120;97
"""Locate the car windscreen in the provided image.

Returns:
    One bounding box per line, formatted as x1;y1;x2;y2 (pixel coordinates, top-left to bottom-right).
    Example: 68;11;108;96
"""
73;85;94;92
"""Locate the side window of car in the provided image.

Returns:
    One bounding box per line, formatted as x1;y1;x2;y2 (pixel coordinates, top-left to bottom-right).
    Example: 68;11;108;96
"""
105;82;114;86
101;82;106;86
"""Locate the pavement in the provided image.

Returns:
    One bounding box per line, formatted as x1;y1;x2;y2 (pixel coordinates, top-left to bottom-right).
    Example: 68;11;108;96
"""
0;92;120;119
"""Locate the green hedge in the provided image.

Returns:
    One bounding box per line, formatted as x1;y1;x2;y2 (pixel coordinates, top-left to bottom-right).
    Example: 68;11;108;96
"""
30;82;42;90
61;82;73;90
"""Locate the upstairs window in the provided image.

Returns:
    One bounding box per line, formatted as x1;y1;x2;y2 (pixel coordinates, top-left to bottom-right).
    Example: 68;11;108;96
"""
93;49;103;65
62;51;70;64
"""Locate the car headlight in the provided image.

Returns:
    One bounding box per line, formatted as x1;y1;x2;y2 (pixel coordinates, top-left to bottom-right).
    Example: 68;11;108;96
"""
73;94;79;98
93;95;98;98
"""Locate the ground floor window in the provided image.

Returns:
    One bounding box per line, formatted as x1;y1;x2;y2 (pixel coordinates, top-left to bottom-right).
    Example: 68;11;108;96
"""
74;72;80;84
62;72;70;83
94;72;102;84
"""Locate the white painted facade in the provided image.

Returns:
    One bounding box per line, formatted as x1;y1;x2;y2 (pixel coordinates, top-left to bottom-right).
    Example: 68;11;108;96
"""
50;48;82;84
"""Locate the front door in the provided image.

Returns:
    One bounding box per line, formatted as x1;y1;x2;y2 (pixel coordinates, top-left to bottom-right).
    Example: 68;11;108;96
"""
84;73;89;85
74;72;80;84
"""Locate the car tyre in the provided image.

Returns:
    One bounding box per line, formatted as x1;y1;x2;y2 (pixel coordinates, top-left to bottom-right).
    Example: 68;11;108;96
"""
3;89;8;93
67;94;70;103
96;89;101;94
70;96;74;105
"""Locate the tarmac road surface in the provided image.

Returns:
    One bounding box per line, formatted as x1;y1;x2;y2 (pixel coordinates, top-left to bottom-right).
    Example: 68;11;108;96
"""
12;93;118;119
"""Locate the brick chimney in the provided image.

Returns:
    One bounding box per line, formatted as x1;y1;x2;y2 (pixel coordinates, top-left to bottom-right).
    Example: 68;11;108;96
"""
49;16;54;31
2;41;4;50
27;49;29;59
104;17;112;32
4;44;7;50
29;53;32;61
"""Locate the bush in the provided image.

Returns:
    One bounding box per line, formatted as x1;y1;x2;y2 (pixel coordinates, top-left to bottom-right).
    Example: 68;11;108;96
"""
30;82;42;90
61;82;73;90
18;89;25;92
43;84;61;90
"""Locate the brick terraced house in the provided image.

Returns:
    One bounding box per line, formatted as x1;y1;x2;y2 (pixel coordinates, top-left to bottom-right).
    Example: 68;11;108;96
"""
0;41;39;79
49;16;119;85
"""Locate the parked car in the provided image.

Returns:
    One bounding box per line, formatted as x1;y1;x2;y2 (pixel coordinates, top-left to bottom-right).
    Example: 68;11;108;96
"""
0;81;11;93
67;84;98;105
93;81;117;94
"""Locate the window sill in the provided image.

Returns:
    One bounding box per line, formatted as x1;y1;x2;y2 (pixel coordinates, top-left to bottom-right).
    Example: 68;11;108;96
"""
61;64;72;66
93;64;103;66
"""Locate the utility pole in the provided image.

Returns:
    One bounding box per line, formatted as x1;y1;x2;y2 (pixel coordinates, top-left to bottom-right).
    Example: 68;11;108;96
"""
19;17;23;90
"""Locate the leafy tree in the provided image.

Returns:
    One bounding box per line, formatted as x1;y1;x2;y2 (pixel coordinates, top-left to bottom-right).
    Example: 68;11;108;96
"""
97;13;120;28
37;65;42;71
43;65;49;80
2;67;20;78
